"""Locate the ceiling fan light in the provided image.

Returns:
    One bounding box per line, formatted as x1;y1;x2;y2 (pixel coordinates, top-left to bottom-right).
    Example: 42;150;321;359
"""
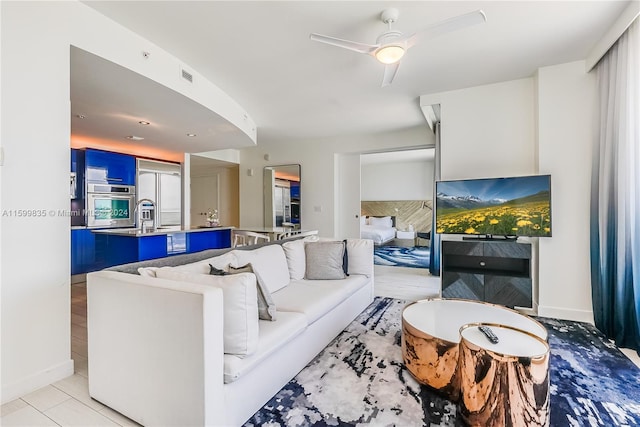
375;45;405;64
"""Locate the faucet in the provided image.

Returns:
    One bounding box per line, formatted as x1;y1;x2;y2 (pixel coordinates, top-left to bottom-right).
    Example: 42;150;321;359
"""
134;198;156;233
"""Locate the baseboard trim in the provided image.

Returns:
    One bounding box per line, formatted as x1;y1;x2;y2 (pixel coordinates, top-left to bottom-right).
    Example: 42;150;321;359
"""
1;359;74;404
538;305;594;324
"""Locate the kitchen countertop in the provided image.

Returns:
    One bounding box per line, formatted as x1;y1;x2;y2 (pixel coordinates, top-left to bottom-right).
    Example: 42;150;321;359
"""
91;226;233;237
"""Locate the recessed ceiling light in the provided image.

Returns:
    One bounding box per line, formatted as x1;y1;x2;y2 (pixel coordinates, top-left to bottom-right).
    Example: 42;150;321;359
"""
126;135;145;141
138;120;150;125
186;133;196;137
76;114;86;119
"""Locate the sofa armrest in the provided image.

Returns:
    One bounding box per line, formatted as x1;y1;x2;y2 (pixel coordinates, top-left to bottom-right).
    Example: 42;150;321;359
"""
346;239;374;278
87;271;224;426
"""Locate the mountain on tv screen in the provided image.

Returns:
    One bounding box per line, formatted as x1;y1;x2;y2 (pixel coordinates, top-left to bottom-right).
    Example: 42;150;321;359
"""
435;175;552;237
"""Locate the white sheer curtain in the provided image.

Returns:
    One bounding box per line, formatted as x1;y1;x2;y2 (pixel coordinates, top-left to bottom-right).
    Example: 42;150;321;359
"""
590;17;640;352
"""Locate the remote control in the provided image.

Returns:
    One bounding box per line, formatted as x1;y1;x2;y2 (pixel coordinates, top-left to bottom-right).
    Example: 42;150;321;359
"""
478;325;499;344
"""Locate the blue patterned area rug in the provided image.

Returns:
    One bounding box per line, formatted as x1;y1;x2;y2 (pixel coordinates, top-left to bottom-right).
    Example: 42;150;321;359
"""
245;297;640;427
374;246;430;269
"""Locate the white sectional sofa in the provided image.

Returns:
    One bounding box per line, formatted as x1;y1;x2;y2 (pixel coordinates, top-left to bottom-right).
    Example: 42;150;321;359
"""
87;237;374;426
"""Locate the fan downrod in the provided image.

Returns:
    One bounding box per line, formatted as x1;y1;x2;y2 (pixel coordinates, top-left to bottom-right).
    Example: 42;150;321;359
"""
380;8;399;25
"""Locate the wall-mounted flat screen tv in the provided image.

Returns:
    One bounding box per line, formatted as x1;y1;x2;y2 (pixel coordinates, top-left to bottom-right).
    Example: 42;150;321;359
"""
435;174;552;238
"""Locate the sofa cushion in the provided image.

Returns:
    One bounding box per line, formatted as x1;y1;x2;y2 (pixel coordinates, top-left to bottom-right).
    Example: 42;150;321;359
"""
223;311;307;384
228;264;277;321
232;245;290;293
305;241;347;280
154;269;259;356
271;276;369;324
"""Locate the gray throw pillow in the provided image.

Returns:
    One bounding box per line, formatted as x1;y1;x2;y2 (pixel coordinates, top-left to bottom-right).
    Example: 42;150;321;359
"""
229;263;277;321
305;241;347;280
209;264;228;276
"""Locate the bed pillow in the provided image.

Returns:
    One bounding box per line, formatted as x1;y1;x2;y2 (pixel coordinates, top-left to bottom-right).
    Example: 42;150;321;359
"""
369;216;393;228
154;268;259;356
228;263;277;321
360;216;368;226
305;241;347;280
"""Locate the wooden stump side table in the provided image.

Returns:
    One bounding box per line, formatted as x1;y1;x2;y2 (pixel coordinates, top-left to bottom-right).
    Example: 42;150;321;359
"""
458;323;550;427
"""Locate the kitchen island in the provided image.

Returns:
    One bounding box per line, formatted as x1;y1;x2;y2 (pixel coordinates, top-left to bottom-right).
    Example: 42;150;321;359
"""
91;226;232;269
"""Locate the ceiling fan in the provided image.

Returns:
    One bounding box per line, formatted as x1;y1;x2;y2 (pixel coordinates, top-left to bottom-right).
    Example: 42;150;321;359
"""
310;8;487;87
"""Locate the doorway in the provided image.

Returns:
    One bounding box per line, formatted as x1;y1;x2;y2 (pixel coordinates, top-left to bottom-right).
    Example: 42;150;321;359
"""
189;155;240;228
360;149;435;269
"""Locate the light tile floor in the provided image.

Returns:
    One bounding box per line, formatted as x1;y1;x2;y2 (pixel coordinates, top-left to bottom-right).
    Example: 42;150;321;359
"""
2;267;639;426
1;283;141;427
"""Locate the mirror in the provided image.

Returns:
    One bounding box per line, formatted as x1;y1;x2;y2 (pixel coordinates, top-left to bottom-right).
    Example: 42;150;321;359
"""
264;165;301;228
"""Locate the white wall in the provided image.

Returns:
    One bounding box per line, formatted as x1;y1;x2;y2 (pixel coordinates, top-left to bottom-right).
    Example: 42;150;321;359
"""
536;61;596;322
0;1;254;402
361;160;434;201
238;126;434;238
420;66;597;322
1;2;74;402
422;78;537;180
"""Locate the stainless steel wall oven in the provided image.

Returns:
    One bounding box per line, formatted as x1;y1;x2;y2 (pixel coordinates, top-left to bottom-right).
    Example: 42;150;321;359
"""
86;183;136;228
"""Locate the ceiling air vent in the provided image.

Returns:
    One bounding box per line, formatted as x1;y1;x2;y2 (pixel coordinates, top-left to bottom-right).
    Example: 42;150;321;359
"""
181;68;193;83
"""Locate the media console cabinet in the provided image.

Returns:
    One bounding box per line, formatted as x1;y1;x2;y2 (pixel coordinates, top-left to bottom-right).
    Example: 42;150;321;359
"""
441;240;532;308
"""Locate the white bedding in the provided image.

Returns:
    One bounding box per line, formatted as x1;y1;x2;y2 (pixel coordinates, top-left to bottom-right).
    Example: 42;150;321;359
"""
360;224;396;245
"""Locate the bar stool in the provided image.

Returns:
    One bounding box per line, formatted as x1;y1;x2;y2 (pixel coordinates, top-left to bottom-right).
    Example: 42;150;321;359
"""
232;230;270;247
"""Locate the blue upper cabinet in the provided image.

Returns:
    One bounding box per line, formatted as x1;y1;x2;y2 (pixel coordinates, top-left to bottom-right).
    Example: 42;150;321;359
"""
70;148;85;199
85;148;136;185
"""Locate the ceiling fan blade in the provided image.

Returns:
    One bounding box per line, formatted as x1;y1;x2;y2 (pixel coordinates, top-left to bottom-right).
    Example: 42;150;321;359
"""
408;9;486;45
381;62;401;87
310;33;378;54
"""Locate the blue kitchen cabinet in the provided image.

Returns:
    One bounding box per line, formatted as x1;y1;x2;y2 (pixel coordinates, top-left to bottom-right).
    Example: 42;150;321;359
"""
71;228;96;275
70;149;86;226
95;234;168;267
188;229;232;252
70;148;85;199
85;148;136;185
90;228;233;270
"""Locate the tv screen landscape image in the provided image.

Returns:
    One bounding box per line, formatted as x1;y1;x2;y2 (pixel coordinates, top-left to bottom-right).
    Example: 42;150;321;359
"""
435;175;552;237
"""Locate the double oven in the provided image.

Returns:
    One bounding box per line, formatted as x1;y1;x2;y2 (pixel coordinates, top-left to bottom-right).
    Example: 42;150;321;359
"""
86;183;136;228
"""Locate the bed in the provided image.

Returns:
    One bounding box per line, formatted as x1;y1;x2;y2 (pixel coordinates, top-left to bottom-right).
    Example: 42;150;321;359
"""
360;216;396;245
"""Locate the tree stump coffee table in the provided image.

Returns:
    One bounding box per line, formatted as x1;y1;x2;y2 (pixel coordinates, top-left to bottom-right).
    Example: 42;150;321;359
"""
401;298;547;401
458;323;550;426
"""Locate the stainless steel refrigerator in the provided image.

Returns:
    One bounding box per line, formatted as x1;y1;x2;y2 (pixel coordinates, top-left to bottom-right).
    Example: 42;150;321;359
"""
137;159;182;227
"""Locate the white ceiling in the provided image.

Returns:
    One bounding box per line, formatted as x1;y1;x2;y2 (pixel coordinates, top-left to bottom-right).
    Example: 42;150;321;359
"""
78;1;630;152
71;47;255;154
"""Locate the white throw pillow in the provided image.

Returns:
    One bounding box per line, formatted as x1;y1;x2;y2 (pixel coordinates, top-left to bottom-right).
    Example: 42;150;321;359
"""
346;238;374;277
232;245;290;293
282;240;306;280
154;269;259;356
